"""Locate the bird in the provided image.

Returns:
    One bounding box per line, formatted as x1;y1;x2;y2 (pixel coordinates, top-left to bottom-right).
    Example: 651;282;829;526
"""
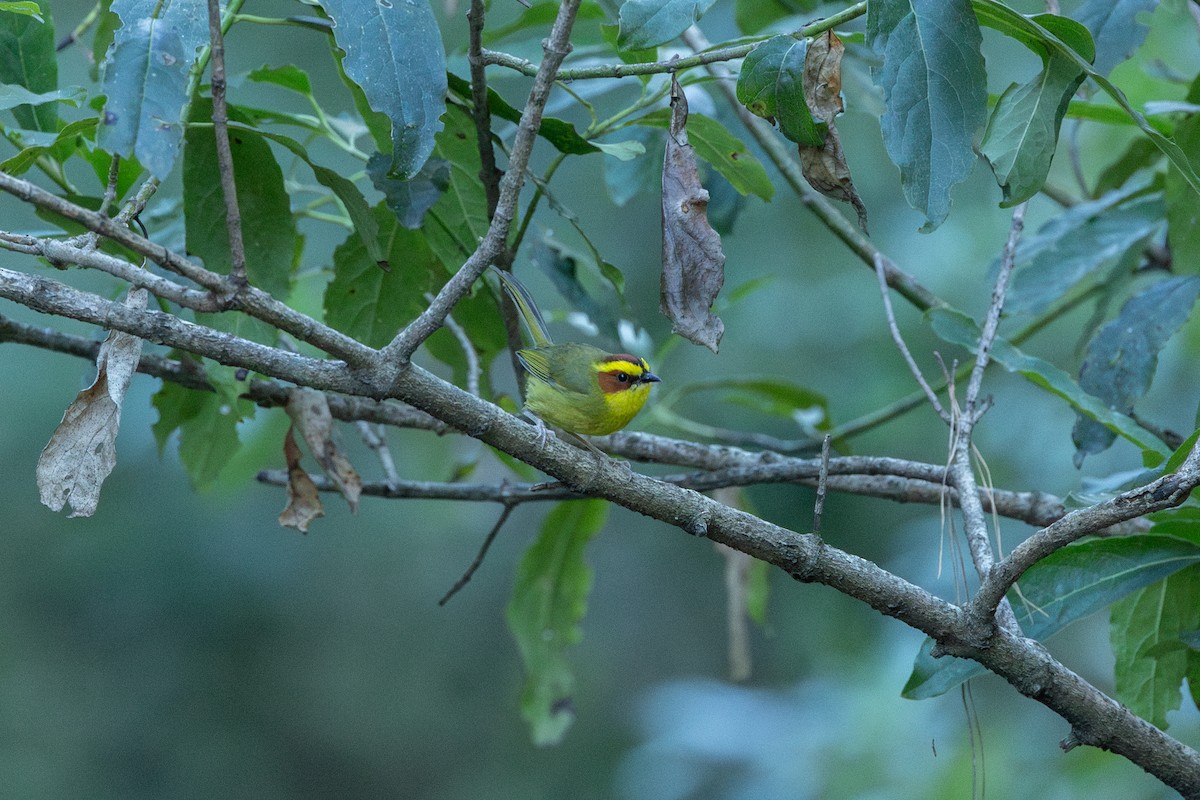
493;267;660;454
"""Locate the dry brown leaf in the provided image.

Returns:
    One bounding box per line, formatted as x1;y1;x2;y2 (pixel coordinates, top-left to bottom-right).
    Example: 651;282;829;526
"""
285;387;362;512
37;288;148;517
800;31;868;232
279;425;325;533
660;73;726;354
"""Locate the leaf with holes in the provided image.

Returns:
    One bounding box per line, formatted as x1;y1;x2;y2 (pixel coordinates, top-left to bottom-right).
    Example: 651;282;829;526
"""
97;0;208;178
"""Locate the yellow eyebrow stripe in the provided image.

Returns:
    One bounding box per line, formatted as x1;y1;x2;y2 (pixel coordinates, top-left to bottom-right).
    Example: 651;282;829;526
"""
593;359;644;374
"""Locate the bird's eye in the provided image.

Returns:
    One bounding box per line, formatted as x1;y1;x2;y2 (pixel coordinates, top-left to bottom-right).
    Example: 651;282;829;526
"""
617;372;629;383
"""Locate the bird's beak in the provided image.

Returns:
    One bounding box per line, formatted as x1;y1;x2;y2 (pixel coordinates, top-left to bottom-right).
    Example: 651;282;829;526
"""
640;372;661;384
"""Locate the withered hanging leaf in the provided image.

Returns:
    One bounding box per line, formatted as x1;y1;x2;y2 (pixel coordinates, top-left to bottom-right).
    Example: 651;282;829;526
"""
278;425;325;533
37;288;148;517
285;388;362;513
799;31;868;232
660;73;726;353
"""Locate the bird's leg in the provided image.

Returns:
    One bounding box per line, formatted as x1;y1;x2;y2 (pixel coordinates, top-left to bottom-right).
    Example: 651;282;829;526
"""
521;410;556;449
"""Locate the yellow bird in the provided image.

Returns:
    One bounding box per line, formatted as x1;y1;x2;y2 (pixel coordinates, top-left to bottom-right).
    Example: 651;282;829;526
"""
494;268;660;449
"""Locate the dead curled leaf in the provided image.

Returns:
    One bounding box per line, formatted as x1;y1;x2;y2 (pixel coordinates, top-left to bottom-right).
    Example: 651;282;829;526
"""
279;425;325;533
661;72;726;354
285;387;362;514
800;31;868;232
37;288;148;517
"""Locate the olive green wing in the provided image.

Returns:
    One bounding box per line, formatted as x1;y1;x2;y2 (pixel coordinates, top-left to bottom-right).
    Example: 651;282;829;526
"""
516;344;599;396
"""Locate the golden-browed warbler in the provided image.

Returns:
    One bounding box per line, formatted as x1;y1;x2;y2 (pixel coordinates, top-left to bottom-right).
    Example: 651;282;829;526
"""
493;268;660;449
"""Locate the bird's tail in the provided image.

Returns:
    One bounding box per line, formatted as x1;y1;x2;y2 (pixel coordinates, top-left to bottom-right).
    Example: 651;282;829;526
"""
493;267;554;348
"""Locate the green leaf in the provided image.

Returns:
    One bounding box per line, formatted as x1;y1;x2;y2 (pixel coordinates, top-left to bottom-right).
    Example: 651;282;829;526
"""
1005;190;1163;314
745;557;770;625
1071;0;1155;77
246;63;313;96
151;369;253;490
424;282;507;387
735;0;816;35
423;105;489;272
972;0;1200;199
0;83;81;112
617;0;717;50
981;17;1090;206
636;109;774;200
1111;566;1200;729
533;235;621;342
313;5;389;153
484;1;606;44
445;71;598;157
367;151;448;229
231;123;385;269
183;100;296;299
929;307;1168;458
97;0;208;179
0;2;45;20
735;35;823;147
867;0;987;231
507;499;609;745
0;1;56;132
904;534;1200;699
1073;276;1200;464
677;376;827;423
324;204;441;348
599;22;657;68
0;115;96;175
1146;508;1200;546
319;0;446;179
1165;115;1200;282
591;139;646;161
604;127;664;207
1094;137;1161;197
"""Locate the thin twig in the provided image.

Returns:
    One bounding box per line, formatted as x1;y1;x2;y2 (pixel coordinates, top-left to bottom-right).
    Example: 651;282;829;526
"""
357;421;400;486
480;2;867;81
426;292;480;397
96;155;122;219
467;0;502;220
56;0;103;51
439;503;514;605
207;0;248;288
963;202;1025;422
873;253;952;423
949;205;1028;633
964;203;1022;422
813;434;831;533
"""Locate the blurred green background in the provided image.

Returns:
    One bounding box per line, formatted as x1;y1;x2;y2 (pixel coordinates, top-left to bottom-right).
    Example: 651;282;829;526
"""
2;1;1199;798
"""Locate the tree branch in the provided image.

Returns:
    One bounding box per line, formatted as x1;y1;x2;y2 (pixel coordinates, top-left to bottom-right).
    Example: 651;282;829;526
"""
947;204;1025;633
0;172;373;366
971;439;1200;622
481;2;867;81
0;267;370;397
873;252;952;423
467;0;502;221
206;0;248;288
377;357;1200;795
